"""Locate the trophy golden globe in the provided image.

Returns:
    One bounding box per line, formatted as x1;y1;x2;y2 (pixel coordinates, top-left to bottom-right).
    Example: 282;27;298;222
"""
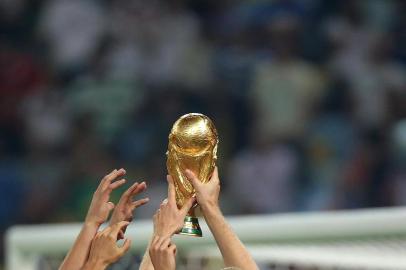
166;113;218;237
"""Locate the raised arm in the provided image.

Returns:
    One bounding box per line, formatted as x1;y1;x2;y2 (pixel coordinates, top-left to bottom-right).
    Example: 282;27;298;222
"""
59;169;127;270
186;168;258;270
139;238;155;270
140;175;194;270
148;235;177;270
82;221;132;270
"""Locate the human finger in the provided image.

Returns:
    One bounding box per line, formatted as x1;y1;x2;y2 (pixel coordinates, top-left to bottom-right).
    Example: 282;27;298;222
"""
185;169;201;190
166;175;176;205
131;198;149;210
102;168;126;189
109;178;126;190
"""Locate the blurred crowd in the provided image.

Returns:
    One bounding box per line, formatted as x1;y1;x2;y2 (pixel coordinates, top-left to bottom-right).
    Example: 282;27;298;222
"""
1;0;406;260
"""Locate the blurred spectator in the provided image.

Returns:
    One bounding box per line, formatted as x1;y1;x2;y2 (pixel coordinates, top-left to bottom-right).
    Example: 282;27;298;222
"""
352;32;406;128
21;87;72;150
227;140;298;213
38;0;106;75
303;79;358;210
251;12;325;141
325;1;406;129
109;0;212;87
334;129;391;208
329;31;406;129
66;43;145;143
325;1;376;75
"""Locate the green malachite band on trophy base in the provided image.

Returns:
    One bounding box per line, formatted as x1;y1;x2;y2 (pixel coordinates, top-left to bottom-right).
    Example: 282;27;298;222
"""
178;215;202;237
184;216;198;223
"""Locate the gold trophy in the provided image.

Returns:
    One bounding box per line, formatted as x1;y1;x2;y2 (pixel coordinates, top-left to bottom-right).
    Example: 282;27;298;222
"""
166;113;218;237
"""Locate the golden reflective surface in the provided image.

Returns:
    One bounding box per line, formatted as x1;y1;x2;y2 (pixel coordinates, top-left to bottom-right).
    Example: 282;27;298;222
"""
166;113;218;208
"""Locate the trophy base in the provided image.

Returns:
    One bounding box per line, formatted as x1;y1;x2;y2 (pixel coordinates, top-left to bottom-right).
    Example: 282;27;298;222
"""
177;215;202;237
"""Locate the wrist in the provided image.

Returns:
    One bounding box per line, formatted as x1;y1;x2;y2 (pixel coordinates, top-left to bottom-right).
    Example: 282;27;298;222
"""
202;203;222;219
200;201;220;213
153;229;173;238
83;219;101;229
83;258;108;270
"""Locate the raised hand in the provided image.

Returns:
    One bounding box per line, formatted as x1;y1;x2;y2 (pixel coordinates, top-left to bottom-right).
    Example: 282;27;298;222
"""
110;181;149;239
186;167;258;270
85;169;127;226
153;175;195;238
60;169;128;270
185;167;220;212
83;221;132;270
149;236;177;270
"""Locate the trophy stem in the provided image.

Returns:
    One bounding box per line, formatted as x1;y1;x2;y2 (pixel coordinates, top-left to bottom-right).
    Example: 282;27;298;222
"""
177;207;202;237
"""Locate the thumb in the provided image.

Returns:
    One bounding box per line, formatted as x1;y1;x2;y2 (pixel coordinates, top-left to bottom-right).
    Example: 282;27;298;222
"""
210;167;220;186
107;202;115;210
185;169;201;190
181;196;196;215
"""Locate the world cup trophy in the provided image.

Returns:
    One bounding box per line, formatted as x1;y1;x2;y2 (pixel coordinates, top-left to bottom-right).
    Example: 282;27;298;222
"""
166;113;218;237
